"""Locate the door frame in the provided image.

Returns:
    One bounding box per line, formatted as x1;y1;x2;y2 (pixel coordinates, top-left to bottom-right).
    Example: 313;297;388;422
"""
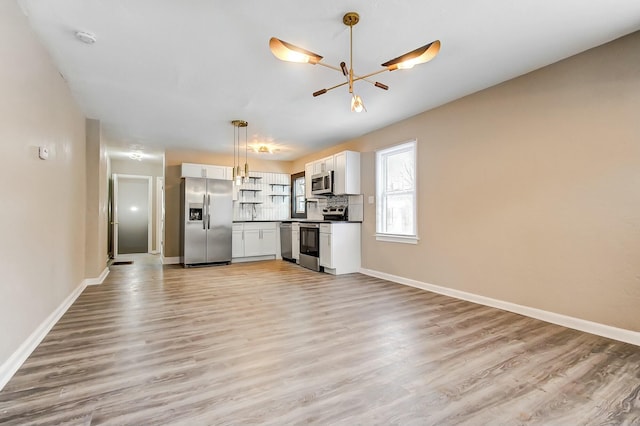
156;176;164;256
113;173;153;259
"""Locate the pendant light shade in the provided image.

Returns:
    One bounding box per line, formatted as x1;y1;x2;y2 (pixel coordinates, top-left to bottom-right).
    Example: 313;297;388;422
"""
381;40;441;70
231;120;249;185
350;95;365;113
269;38;323;64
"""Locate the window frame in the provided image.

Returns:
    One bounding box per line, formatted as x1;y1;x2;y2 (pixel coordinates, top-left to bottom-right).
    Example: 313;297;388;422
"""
375;140;418;244
290;171;307;219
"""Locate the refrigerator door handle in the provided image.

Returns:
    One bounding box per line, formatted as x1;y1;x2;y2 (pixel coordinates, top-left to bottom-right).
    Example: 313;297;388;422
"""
208;194;211;229
203;194;206;230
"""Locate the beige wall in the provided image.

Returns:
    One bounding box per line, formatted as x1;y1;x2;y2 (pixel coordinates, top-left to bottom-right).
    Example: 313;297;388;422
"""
163;150;292;258
0;1;87;365
110;158;164;253
296;31;640;331
85;119;109;277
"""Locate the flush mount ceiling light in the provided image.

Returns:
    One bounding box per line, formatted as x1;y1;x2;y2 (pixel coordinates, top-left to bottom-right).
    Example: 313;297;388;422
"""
269;12;440;112
128;150;143;161
75;30;96;44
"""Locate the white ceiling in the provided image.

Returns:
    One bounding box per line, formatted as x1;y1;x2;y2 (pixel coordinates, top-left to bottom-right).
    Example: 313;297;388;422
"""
18;0;640;161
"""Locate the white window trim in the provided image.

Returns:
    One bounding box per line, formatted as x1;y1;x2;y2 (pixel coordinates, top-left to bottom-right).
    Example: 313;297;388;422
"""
375;233;419;244
375;140;418;244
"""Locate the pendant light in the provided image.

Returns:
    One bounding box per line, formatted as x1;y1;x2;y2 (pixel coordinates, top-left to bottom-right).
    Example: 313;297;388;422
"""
231;120;248;185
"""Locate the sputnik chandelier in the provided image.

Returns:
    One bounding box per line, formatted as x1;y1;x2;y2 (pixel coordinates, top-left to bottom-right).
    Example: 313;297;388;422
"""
269;12;441;112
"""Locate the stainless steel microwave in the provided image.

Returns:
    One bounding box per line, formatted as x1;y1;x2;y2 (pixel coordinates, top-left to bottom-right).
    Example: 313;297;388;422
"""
311;171;333;196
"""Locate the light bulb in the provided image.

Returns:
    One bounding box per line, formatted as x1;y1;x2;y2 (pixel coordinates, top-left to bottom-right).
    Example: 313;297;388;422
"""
351;95;365;113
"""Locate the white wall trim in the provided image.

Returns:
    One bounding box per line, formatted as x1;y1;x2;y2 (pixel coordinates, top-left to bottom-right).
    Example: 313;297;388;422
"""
360;268;640;347
162;256;180;265
0;279;87;391
83;267;109;286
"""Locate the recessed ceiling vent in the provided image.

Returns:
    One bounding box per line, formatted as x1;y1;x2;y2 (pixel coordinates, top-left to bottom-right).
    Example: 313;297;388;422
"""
75;31;96;44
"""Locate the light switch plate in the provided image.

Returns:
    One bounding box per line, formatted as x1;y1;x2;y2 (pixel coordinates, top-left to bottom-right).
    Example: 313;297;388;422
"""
38;146;49;160
368;196;375;204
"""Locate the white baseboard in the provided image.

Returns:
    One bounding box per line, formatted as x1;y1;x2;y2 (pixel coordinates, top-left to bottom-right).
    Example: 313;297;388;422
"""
83;267;109;286
360;268;640;347
162;256;180;265
0;279;87;391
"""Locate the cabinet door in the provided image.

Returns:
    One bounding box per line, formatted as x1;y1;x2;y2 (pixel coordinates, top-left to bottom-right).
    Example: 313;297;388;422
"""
305;162;314;199
334;152;346;195
243;229;262;257
182;163;205;178
204;165;227;180
232;229;244;258
292;230;300;260
313;161;323;175
322;156;335;172
260;229;277;255
333;151;360;195
319;232;332;268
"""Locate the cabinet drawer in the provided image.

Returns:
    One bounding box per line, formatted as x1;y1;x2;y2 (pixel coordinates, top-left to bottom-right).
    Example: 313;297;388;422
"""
320;223;332;233
232;224;244;231
243;222;277;231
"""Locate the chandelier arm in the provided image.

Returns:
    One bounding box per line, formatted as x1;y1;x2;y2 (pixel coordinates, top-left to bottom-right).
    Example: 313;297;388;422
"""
352;68;388;83
316;62;344;73
316;80;350;96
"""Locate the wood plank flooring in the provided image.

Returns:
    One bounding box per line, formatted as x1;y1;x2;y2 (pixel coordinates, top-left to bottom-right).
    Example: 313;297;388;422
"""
1;256;639;425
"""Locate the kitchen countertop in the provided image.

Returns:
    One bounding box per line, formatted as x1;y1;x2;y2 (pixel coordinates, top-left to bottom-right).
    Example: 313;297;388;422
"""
233;220;362;224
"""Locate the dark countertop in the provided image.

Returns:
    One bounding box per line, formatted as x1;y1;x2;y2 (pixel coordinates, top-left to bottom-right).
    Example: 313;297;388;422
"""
281;219;363;224
233;220;362;224
233;220;280;223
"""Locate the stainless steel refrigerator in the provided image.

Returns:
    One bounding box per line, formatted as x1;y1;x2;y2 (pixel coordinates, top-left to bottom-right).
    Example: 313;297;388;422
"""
180;178;233;266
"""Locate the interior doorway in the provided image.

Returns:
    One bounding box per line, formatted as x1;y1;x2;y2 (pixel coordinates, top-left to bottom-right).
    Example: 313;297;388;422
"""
113;174;152;258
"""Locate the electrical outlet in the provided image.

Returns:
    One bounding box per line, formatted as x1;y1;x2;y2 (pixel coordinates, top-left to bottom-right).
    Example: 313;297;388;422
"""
38;146;49;160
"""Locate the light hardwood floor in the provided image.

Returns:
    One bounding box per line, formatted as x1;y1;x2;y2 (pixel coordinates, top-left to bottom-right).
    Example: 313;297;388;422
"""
1;257;639;425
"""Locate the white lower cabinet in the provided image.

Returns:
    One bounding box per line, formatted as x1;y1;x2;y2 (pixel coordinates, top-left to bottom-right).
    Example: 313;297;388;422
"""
319;231;332;268
232;222;277;261
232;224;244;258
319;223;361;275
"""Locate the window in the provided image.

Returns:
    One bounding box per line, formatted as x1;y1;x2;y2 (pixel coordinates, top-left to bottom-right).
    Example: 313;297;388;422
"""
291;171;306;219
376;140;418;244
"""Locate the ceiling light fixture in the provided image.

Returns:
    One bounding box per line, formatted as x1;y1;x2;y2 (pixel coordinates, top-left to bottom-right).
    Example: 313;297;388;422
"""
269;12;440;112
75;30;96;44
128;151;143;161
231;120;249;185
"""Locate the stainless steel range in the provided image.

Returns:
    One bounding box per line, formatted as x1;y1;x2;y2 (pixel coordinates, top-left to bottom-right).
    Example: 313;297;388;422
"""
299;223;320;271
321;205;347;221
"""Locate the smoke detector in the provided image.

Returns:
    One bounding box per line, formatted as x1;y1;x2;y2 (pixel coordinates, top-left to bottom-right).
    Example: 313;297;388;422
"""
75;31;96;44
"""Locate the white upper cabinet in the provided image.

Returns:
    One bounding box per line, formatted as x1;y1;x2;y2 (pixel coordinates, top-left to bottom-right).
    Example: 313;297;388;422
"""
181;163;232;180
305;150;360;196
312;156;335;174
333;151;360;195
305;162;314;200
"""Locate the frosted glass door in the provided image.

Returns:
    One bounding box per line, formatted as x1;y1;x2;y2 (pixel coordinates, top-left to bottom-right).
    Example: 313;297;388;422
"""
117;177;149;254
